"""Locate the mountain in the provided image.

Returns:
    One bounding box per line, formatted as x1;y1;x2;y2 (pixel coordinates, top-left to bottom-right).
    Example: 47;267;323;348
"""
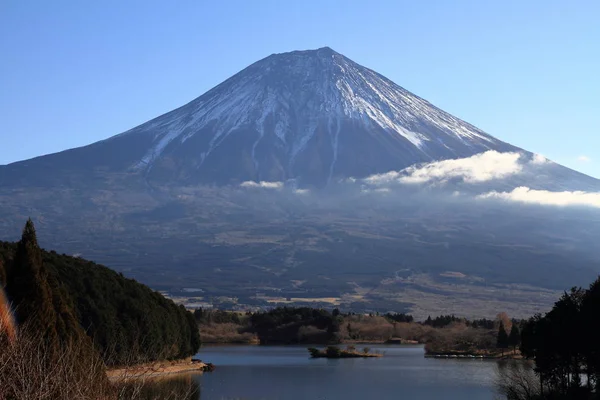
4;46;592;189
1;47;599;318
123;46;518;187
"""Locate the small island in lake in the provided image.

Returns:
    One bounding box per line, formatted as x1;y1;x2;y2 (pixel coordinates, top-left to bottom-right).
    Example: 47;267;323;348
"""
308;346;383;359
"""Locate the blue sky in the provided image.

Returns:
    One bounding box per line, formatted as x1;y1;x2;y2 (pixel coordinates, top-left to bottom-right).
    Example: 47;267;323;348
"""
1;1;599;177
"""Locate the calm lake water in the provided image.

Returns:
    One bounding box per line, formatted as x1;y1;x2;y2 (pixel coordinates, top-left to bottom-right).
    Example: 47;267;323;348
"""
175;344;499;400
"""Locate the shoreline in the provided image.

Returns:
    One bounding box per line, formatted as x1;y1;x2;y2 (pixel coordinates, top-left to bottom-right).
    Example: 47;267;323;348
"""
424;352;523;360
106;358;212;381
201;340;423;346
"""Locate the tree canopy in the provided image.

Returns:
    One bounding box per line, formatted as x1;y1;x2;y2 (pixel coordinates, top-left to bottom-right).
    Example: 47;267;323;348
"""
248;307;340;344
496;322;509;356
520;281;600;398
508;324;520;352
0;220;201;366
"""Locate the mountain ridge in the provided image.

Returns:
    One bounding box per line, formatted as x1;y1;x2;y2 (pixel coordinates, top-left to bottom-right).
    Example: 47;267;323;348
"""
0;47;537;188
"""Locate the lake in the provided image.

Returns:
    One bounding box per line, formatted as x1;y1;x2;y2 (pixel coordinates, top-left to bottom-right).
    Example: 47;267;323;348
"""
170;344;499;399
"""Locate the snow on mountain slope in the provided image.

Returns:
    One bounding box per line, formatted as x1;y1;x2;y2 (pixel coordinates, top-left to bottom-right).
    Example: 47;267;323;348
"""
2;47;597;191
106;47;517;186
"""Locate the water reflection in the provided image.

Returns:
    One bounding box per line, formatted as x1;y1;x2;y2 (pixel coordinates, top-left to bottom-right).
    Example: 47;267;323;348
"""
143;345;502;400
125;373;200;400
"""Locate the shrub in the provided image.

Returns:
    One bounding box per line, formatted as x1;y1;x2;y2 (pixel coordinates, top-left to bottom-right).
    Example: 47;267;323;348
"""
326;346;342;357
307;347;321;357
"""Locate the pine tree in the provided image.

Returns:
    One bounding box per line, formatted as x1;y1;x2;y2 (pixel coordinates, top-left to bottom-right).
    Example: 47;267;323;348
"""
508;324;521;353
497;321;509;356
7;219;59;351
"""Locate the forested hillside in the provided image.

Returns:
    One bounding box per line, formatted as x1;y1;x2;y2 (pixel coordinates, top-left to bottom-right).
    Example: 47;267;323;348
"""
0;220;200;366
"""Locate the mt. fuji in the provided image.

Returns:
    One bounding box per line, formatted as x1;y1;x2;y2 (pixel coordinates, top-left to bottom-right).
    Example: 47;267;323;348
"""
124;46;520;186
1;48;600;317
0;47;548;188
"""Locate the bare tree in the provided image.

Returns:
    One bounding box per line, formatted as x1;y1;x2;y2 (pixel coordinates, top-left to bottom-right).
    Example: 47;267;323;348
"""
0;320;199;400
495;360;541;400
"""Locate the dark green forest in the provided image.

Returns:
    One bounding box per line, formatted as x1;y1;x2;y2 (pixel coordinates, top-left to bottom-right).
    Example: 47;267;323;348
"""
248;307;341;344
0;220;200;366
518;277;600;399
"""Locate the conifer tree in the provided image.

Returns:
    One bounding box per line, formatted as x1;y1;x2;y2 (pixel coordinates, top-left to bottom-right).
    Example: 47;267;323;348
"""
1;220;202;366
497;321;509;356
508;324;520;353
7;219;59;351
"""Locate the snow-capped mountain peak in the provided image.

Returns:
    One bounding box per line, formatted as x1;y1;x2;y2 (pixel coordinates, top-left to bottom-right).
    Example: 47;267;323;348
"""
123;47;511;186
2;48;527;188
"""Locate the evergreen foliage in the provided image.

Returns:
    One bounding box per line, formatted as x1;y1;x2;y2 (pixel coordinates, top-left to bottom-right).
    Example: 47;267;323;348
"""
6;219;60;351
248;307;338;344
467;318;496;330
520;282;600;398
1;219;105;387
307;347;320;357
423;314;462;328
383;312;414;323
0;220;201;366
507;324;520;352
496;322;509;355
326;345;342;357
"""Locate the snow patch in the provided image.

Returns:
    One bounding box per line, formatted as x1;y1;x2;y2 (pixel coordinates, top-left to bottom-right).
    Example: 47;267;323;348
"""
130;48;510;175
327;117;341;184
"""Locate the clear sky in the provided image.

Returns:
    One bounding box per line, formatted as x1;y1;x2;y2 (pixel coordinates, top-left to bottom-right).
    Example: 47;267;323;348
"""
1;1;599;177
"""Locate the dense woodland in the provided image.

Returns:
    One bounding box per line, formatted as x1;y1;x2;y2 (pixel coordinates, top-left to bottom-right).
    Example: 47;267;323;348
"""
0;220;200;366
514;277;600;399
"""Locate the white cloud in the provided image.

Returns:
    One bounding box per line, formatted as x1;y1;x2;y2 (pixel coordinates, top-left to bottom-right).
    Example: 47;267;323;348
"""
531;153;550;165
365;151;524;185
364;170;402;185
294;188;310;195
577;155;592;163
478;186;600;208
240;181;283;189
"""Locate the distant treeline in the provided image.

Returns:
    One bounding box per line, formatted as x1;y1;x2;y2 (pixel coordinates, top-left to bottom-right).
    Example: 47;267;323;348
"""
423;314;497;329
194;306;514;346
0;220;201;366
195;308;414;325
